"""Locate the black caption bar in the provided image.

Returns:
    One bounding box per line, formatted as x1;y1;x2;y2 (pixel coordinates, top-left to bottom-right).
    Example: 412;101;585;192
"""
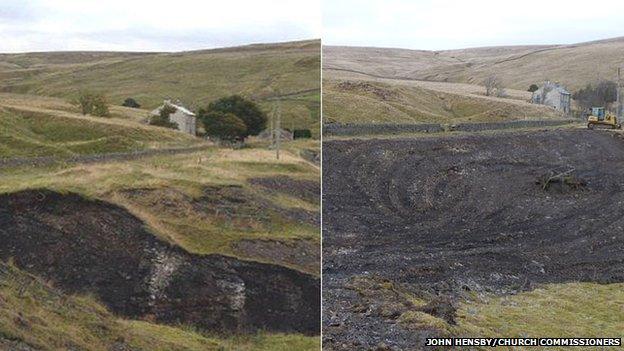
426;338;622;347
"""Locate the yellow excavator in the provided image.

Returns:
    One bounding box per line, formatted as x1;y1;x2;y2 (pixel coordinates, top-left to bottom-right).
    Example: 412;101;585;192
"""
587;107;621;129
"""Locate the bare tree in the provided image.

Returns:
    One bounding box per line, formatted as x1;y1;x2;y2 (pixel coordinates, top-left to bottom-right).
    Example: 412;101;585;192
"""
483;75;502;96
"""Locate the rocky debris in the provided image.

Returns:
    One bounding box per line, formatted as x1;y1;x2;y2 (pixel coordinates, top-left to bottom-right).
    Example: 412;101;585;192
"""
323;130;624;349
0;190;320;335
145;248;185;308
536;168;587;191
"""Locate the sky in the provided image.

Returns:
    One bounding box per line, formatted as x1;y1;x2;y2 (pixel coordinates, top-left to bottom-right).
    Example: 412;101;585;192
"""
0;0;321;53
323;0;624;50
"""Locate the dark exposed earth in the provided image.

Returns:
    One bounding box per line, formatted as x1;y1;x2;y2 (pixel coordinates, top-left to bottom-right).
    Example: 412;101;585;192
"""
322;130;624;350
0;190;320;335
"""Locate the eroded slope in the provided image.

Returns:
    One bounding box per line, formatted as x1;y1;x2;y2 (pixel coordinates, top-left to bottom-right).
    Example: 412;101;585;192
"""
0;190;320;335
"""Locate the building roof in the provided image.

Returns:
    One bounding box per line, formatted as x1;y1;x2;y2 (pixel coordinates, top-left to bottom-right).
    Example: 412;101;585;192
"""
534;81;570;95
150;100;196;116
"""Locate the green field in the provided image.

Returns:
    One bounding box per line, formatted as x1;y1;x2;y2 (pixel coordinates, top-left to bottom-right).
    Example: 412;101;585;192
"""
0;106;201;158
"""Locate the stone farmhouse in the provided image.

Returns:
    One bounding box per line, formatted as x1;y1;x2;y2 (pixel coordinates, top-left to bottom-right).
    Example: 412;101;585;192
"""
531;81;571;115
150;100;197;135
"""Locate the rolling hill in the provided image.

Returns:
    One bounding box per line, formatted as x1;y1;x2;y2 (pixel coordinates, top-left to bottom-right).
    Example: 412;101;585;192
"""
323;74;561;125
0;94;202;158
324;37;624;91
0;40;321;135
323;37;624;126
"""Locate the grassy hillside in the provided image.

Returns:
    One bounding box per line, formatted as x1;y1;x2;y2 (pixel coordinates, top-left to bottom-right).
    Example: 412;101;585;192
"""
0;40;321;135
0;138;320;274
322;38;623;125
324;37;624;92
349;276;623;350
0;262;318;351
324;79;561;124
456;282;624;342
0;104;201;158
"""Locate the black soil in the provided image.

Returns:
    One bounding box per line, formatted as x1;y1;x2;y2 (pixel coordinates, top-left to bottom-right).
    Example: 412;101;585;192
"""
0;190;320;335
250;176;320;204
322;130;624;350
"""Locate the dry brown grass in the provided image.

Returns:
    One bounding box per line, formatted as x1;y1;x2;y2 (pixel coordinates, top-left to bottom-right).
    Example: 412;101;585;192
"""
323;77;562;124
324;37;624;91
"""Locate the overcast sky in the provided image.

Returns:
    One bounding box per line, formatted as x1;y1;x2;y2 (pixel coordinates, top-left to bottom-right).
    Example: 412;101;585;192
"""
0;0;321;53
324;0;624;50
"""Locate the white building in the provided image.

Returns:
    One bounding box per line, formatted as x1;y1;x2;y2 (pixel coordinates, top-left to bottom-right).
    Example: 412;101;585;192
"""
531;81;571;115
150;100;197;135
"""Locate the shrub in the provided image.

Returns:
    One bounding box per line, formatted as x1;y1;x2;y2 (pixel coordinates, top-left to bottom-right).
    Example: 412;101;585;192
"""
201;111;247;141
74;91;110;117
122;98;141;108
92;95;110;117
293;129;312;139
199;95;267;138
149;104;178;129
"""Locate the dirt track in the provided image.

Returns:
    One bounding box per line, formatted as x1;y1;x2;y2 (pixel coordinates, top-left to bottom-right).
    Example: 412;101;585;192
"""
322;130;624;350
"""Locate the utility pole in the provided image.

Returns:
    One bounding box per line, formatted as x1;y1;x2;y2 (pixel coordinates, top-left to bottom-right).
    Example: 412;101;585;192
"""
269;104;276;150
269;100;281;160
276;98;281;160
617;67;623;119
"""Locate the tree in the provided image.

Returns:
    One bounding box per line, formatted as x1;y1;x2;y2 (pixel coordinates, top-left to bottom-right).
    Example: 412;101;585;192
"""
573;80;618;110
201;111;247;141
293;129;312;139
74;91;110;117
483;75;502;96
149;104;178;129
122;98;141;108
199;95;267;138
528;84;539;93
